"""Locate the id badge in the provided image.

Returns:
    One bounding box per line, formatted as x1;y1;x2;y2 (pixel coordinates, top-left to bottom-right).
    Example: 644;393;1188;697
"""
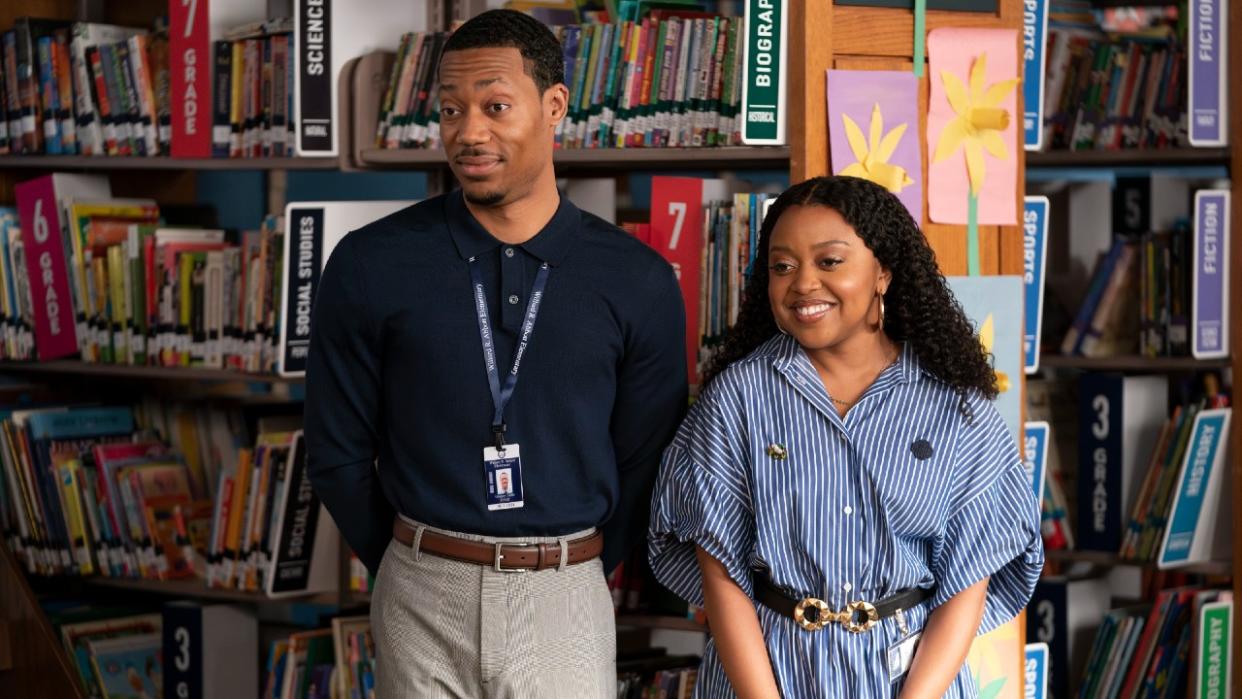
484;444;525;511
886;632;922;682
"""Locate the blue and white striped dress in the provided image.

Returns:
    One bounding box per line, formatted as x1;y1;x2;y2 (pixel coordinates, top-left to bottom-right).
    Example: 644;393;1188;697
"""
648;335;1044;698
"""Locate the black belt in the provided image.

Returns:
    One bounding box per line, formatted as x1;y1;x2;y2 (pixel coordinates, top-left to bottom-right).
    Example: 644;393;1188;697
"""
754;575;933;633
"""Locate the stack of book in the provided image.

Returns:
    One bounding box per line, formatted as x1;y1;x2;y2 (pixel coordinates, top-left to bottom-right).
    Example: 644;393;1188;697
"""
5;172;287;369
1041;21;1188;151
0;15;296;158
616;654;700;698
263;616;375;699
49;606;164;699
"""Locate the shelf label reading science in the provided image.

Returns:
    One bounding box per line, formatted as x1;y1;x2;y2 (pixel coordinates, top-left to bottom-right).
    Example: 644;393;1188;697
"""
1197;600;1232;699
1189;0;1228;146
1022;0;1049;150
741;0;787;144
296;0;334;155
1023;196;1049;373
1023;421;1049;503
1192;190;1229;359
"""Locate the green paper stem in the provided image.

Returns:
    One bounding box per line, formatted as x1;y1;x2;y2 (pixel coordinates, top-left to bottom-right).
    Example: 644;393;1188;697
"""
967;192;980;276
914;0;927;78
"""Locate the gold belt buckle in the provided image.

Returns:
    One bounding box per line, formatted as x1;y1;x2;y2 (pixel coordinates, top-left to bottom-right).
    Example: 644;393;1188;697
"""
793;598;879;633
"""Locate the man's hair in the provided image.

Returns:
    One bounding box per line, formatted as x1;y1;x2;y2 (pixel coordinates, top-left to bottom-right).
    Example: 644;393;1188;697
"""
441;9;565;94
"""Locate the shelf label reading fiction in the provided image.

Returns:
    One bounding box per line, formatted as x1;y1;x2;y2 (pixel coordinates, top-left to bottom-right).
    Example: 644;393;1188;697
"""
1192;190;1229;359
741;0;786;145
1189;0;1229;146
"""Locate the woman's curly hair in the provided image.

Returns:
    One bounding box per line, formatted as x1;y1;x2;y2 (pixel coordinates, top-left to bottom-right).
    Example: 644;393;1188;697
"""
701;176;998;404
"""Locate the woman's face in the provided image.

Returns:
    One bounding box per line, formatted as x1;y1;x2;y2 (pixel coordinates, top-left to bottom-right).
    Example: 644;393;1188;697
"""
767;205;890;352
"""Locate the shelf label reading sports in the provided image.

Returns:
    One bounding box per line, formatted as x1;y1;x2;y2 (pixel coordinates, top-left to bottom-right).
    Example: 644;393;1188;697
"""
1022;0;1049;150
1023;196;1048;373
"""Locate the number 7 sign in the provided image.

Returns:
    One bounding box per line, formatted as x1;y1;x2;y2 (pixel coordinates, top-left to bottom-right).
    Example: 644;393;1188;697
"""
649;176;730;384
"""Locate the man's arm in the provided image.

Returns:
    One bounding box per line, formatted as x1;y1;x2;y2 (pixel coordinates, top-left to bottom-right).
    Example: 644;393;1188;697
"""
303;232;395;576
602;259;687;572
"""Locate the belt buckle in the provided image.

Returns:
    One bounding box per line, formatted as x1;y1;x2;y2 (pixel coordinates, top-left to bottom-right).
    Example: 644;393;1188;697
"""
793;597;831;632
843;600;879;633
493;543;528;573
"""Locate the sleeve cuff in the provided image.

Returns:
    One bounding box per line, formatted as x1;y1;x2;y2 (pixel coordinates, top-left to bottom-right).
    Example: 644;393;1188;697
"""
931;465;1045;635
647;448;755;606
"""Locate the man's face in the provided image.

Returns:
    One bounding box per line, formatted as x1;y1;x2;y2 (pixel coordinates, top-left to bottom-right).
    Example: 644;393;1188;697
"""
438;47;567;207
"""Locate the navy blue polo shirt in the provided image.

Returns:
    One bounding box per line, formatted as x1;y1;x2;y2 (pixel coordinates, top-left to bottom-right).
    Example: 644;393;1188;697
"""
303;190;688;575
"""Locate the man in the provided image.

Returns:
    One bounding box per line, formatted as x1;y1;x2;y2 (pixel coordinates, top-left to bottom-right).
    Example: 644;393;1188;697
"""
304;9;687;698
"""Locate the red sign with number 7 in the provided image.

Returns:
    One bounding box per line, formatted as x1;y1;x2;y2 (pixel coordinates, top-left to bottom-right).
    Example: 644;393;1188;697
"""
649;176;729;384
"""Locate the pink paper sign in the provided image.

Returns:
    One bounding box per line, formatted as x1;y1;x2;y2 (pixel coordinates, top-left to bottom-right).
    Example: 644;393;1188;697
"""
927;28;1020;225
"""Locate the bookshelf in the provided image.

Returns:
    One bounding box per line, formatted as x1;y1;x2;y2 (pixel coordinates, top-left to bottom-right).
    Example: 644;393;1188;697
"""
1044;549;1233;578
0;0;1236;696
358;145;793;172
0;361;302;384
1026;148;1232;168
0;156;340;171
1037;355;1233;372
82;577;340;605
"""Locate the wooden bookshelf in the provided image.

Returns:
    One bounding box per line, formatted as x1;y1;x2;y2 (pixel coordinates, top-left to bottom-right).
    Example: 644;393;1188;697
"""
1026;148;1231;168
615;615;708;633
0;361;302;384
83;577;340;605
1045;549;1233;577
0;156;340;171
357;146;792;172
1037;355;1232;372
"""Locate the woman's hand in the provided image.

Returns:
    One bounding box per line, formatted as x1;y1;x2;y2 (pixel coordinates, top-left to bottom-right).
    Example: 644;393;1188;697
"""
898;577;989;699
695;546;782;699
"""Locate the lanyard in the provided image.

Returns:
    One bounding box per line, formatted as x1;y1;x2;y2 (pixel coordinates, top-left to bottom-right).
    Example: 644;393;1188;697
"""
469;257;551;449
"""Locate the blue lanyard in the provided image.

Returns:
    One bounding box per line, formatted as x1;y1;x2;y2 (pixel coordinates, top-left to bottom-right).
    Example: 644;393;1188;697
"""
469;256;551;449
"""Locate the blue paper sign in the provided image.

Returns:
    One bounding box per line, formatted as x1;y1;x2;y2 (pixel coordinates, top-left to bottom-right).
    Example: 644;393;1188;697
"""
1024;643;1049;699
1023;196;1049;373
1022;0;1049;149
1159;409;1230;566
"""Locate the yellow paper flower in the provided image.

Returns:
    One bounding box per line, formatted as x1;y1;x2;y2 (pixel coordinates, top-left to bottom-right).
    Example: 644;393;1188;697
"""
978;313;1010;394
932;52;1020;196
839;103;914;194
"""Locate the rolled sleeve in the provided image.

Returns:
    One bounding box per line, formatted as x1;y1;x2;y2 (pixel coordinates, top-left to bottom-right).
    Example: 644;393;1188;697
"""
647;382;754;606
931;395;1044;634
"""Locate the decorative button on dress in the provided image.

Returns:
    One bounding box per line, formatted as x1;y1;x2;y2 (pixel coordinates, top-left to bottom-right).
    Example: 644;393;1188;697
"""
648;336;1044;698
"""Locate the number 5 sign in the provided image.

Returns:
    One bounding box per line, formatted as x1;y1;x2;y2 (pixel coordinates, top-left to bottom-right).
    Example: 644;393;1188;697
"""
649;176;731;384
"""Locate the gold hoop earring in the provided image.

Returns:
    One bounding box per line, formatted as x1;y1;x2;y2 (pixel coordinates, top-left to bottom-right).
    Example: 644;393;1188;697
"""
877;293;886;332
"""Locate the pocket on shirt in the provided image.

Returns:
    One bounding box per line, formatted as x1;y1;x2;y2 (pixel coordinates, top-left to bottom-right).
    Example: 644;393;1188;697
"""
867;453;953;540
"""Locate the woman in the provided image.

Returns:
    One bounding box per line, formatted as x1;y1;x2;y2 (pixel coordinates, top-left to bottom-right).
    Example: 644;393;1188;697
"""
648;176;1043;698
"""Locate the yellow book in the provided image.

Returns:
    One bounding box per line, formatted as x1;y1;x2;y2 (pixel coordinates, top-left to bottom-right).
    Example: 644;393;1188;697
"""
230;42;244;156
175;409;207;499
222;447;252;588
106;245;128;365
178;253;194;367
55;455;93;576
67;200;159;360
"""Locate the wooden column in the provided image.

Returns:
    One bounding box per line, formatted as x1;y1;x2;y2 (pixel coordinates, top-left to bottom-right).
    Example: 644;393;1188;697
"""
788;0;834;182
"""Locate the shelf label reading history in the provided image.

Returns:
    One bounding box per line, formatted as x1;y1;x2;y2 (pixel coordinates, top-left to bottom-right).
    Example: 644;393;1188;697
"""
741;0;787;144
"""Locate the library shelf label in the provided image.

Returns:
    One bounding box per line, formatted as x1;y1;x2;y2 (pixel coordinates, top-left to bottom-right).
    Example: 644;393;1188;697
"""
741;0;787;145
1188;0;1228;146
1024;642;1049;699
1023;421;1049;503
1023;196;1049;373
1158;407;1231;568
1192;190;1229;359
1022;0;1049;151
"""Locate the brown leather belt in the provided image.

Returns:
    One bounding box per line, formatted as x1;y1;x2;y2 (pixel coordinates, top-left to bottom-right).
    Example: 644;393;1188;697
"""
392;518;604;572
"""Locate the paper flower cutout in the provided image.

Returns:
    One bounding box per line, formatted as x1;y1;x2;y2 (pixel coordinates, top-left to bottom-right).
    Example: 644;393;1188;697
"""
839;103;914;194
932;52;1020;195
978;313;1010;394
